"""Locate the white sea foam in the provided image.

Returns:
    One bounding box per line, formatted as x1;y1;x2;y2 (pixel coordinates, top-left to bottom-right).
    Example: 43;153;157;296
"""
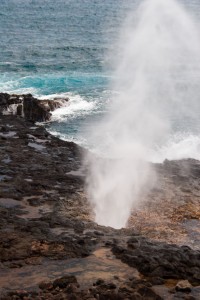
0;78;38;95
150;134;200;163
48;93;96;121
38;92;70;100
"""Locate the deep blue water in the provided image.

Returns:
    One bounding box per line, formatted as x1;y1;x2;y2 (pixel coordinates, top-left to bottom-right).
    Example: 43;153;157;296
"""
1;0;200;152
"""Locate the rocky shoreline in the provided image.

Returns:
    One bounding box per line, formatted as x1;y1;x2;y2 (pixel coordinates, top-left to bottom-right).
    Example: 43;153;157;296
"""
0;94;200;299
0;93;69;122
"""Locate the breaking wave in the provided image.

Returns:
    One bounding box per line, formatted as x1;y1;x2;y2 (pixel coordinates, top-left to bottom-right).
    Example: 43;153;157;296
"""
150;134;200;163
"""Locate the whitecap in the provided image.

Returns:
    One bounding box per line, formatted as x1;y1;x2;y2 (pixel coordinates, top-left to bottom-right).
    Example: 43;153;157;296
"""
150;134;200;163
38;92;70;100
48;93;96;121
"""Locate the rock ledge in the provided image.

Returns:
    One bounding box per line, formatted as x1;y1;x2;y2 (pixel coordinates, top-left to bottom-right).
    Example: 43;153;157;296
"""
0;92;69;122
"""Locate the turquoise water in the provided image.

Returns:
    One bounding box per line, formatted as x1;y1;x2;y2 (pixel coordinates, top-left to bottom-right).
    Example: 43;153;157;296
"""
0;0;135;144
1;0;200;153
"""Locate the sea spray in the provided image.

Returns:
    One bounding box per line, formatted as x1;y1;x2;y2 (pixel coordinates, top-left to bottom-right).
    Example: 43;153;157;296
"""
86;0;200;228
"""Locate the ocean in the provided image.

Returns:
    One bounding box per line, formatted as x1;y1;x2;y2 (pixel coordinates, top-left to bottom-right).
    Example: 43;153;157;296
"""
1;0;200;162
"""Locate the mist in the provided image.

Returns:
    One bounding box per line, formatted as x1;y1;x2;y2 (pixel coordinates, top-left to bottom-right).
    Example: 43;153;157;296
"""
86;0;200;229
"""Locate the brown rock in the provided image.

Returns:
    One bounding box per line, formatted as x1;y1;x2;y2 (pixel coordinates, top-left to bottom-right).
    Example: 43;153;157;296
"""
39;280;54;291
137;286;163;299
175;280;192;292
53;276;78;289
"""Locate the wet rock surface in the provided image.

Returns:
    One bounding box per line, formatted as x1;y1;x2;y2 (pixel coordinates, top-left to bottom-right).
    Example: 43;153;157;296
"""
0;93;69;122
0;104;200;299
128;159;200;250
113;236;200;285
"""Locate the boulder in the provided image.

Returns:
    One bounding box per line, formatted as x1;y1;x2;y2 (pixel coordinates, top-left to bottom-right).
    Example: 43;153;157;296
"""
175;280;192;292
23;94;51;122
53;275;78;289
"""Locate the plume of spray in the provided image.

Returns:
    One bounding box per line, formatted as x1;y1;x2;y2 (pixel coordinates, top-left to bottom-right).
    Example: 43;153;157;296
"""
86;0;200;229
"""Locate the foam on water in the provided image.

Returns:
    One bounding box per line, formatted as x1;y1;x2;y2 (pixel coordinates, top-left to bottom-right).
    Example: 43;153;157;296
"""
150;134;200;163
50;94;95;121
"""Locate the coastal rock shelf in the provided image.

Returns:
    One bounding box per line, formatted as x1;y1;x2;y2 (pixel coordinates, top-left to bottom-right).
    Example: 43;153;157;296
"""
0;100;200;299
0;93;69;122
128;159;200;250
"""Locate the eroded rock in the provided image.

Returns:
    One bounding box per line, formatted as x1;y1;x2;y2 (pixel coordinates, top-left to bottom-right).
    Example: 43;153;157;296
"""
112;236;200;285
0;92;69;122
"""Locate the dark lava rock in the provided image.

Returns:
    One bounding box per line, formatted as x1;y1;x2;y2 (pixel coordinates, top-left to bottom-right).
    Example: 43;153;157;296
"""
39;280;54;290
23;93;51;122
53;275;78;289
0;93;22;115
1;98;200;300
95;278;105;286
137;286;163;299
23;94;67;122
149;277;165;285
112;237;200;285
0;92;69;122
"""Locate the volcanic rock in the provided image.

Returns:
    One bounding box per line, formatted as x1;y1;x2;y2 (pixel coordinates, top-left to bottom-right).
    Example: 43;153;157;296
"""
112;237;200;285
0;92;69;122
53;275;78;289
1;99;200;299
175;280;192;292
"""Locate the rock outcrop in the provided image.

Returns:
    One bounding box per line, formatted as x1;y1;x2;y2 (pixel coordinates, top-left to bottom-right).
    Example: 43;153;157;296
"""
0;93;23;115
0;93;69;122
112;236;200;285
0;104;200;299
